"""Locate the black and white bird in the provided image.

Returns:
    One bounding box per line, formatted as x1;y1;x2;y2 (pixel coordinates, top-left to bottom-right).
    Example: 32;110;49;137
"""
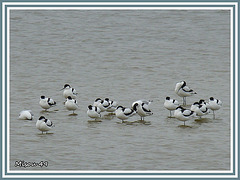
36;116;54;134
164;96;179;117
115;106;135;123
174;106;195;126
95;98;111;112
19;110;34;120
39;96;56;110
65;96;78;114
61;84;77;99
106;99;118;112
207;97;222;119
93;98;102;107
87;105;101;120
191;102;210;118
175;81;197;106
132;100;153;121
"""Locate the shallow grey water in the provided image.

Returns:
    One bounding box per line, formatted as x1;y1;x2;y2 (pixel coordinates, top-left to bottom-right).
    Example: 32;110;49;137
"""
10;10;230;171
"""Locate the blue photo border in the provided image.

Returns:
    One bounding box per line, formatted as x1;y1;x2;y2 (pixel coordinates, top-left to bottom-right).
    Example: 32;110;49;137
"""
1;0;238;179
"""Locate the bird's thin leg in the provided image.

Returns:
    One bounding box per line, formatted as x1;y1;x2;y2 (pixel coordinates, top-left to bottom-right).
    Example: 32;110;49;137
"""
213;111;215;119
183;97;186;106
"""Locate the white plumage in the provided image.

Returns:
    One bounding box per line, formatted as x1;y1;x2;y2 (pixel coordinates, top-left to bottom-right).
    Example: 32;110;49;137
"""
96;98;111;112
87;105;101;119
93;98;102;107
175;81;196;105
62;84;77;99
207;97;222;119
164;96;179;117
106;100;118;112
36;116;54;133
115;106;135;123
132;100;153;121
19;110;34;120
191;102;210;118
174;106;195;126
65;96;78;114
39;96;56;110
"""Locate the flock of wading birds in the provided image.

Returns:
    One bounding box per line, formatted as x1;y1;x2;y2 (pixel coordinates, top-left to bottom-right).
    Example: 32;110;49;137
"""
18;81;222;133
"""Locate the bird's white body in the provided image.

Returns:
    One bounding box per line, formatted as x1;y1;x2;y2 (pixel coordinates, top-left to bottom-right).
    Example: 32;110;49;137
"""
19;110;34;120
96;98;111;112
36;116;54;133
62;84;77;99
207;97;222;111
175;81;196;97
164;97;179;111
191;102;209;118
131;100;152;108
39;96;56;110
93;98;102;107
174;106;195;125
175;81;196;105
132;100;153;120
207;97;222;119
107;100;118;112
164;97;179;117
65;96;78;113
87;105;101;119
115;106;135;121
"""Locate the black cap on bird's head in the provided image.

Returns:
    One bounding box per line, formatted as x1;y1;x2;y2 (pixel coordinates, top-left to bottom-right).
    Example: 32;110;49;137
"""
60;84;71;91
95;98;101;102
41;96;45;99
209;97;214;101
166;97;170;100
64;84;70;88
39;116;45;120
199;99;205;104
176;106;184;110
116;106;124;109
193;102;199;105
88;105;93;110
67;96;72;100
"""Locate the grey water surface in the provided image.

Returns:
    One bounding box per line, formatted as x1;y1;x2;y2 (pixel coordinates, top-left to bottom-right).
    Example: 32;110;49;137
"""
10;10;231;171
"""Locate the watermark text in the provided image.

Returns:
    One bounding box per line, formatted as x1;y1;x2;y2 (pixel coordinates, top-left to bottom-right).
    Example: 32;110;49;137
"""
14;160;48;168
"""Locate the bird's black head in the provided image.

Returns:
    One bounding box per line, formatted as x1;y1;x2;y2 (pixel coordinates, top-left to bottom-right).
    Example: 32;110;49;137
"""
95;98;101;102
39;116;45;120
64;84;70;88
166;97;170;100
132;103;138;111
116;106;124;109
67;96;72;100
193;102;199;105
199;99;205;104
41;96;45;99
88;105;93;110
176;106;183;110
209;97;214;101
